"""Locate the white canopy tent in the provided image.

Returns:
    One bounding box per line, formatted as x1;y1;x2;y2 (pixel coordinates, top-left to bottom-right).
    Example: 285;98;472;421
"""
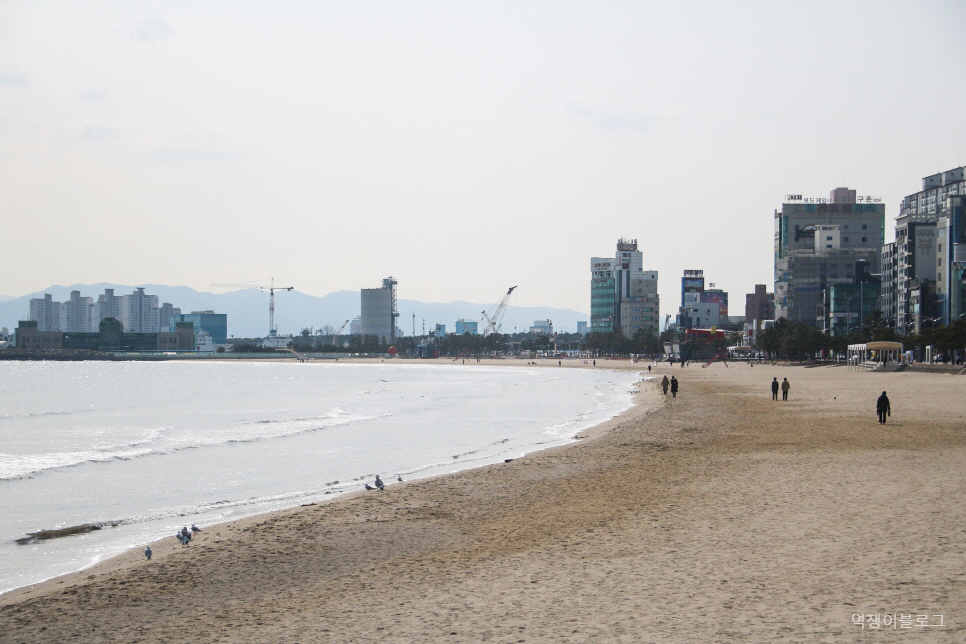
847;341;904;370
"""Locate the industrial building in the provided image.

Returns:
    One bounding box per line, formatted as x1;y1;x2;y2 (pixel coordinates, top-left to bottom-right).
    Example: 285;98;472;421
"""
360;277;399;343
454;319;478;335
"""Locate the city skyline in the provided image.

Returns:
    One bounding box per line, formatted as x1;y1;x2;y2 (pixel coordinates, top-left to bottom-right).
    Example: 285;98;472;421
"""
1;2;965;315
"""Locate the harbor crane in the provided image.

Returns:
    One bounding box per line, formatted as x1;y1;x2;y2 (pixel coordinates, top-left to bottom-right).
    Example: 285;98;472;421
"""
482;286;517;337
210;277;293;336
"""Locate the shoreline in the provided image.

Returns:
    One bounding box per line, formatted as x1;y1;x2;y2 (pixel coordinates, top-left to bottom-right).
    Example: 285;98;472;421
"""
0;360;652;603
2;363;963;642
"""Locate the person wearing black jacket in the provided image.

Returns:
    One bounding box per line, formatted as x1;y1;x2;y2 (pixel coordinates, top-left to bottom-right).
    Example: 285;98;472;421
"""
876;391;891;424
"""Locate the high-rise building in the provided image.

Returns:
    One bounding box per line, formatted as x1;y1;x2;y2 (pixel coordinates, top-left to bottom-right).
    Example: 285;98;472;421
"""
935;193;966;326
62;290;94;332
590;257;617;332
94;289;122;328
29;294;62;331
121;288;160;333
590;239;660;335
360;277;398;343
454;319;478;335
774;187;885;326
886;167;966;332
744;285;774;323
159;302;182;332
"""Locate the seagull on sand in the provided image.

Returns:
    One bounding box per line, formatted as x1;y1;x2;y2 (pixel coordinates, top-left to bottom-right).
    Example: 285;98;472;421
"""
375;475;385;491
364;483;376;491
144;546;152;560
191;524;202;533
397;475;403;482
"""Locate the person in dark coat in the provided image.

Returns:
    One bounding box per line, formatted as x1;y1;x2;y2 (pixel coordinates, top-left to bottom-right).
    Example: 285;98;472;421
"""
661;375;670;395
670;376;679;397
781;377;790;400
771;377;779;400
876;391;891;424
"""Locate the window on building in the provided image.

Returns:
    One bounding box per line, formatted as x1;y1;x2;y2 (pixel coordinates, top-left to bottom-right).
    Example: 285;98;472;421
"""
862;224;868;230
843;237;849;242
862;237;867;242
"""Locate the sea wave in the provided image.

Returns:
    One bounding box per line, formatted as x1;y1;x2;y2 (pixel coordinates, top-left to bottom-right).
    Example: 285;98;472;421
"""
0;410;386;481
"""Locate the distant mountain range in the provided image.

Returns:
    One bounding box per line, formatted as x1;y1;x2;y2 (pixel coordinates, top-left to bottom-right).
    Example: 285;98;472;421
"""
0;283;589;338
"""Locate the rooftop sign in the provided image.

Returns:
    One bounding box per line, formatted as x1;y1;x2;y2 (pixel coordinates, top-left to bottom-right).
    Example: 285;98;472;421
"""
785;194;882;204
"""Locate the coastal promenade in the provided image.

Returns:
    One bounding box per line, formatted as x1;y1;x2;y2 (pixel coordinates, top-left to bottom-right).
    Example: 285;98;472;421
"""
1;361;964;643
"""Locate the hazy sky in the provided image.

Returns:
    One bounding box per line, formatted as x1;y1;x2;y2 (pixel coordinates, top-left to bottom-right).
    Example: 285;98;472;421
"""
2;1;965;318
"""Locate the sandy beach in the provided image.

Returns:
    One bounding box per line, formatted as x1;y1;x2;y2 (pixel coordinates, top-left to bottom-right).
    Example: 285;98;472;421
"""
1;359;964;643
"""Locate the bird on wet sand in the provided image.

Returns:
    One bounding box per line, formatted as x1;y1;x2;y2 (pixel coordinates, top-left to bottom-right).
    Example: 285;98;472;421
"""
375;475;385;491
144;546;152;560
397;475;403;482
191;524;202;533
364;483;375;491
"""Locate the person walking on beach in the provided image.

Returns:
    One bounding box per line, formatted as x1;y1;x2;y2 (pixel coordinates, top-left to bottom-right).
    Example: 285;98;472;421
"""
670;376;679;397
661;375;670;395
876;391;891;424
771;377;779;400
781;377;790;401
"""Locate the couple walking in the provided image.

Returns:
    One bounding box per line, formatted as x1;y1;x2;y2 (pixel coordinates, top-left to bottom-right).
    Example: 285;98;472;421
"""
771;377;790;400
661;375;679;397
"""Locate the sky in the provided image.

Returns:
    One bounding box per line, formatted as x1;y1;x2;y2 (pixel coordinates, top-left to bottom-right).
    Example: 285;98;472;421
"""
2;1;965;320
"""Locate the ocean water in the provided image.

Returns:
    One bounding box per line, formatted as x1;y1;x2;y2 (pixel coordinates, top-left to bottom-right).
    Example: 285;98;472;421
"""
0;361;638;594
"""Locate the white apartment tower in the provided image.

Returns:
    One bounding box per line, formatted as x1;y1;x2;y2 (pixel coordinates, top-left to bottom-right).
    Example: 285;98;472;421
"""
63;290;94;332
121;287;161;333
28;294;62;332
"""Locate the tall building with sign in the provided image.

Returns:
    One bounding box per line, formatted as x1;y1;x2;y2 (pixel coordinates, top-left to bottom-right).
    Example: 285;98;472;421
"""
774;187;885;328
590;239;660;335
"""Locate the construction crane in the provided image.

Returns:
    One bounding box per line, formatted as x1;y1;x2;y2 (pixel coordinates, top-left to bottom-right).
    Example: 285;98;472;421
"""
210;278;293;336
331;319;350;346
482;286;517;337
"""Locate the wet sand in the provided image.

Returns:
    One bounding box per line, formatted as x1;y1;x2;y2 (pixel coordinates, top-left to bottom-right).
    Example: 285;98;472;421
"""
1;360;964;643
